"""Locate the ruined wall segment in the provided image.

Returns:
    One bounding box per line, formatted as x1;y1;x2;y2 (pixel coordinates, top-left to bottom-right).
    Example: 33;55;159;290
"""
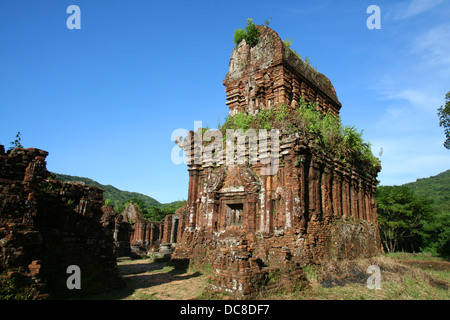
115;202;163;256
0;146;123;298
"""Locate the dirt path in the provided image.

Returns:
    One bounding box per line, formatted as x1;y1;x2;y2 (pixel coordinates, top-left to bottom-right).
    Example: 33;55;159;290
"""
99;258;209;300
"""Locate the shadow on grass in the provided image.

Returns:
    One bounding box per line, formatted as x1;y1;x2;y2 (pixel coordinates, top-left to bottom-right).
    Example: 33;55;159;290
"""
85;258;202;300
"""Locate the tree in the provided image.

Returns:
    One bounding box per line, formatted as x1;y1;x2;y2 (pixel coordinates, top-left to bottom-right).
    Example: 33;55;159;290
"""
244;18;260;47
423;211;450;258
376;186;435;253
145;206;166;222
145;202;186;222
437;91;450;149
116;198;186;222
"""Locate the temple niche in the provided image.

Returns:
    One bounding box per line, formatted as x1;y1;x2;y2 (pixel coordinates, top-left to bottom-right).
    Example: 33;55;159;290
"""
171;25;382;299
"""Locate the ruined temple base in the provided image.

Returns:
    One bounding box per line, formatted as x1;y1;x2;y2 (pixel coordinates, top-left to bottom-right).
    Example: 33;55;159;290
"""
172;218;381;299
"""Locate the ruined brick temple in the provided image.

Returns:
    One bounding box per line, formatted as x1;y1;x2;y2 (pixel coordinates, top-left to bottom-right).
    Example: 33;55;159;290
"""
114;202;162;257
113;202;180;257
172;25;382;298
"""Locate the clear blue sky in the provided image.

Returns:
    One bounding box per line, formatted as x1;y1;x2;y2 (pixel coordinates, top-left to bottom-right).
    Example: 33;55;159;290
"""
1;0;449;203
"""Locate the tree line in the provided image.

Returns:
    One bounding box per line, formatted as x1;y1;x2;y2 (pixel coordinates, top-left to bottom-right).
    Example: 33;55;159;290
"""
377;185;450;258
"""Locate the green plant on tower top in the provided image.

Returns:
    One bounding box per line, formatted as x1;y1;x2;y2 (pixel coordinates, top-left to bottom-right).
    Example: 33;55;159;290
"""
233;18;260;47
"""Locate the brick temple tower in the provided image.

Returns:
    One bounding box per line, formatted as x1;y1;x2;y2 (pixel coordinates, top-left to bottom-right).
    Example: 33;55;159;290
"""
172;25;381;299
223;26;341;117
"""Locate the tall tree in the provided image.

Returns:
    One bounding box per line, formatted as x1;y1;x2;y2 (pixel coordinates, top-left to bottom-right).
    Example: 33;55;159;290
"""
377;186;435;253
437;91;450;149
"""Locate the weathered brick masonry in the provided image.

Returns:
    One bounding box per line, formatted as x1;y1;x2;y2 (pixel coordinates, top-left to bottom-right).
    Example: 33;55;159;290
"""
114;202;163;257
0;146;123;298
172;26;382;299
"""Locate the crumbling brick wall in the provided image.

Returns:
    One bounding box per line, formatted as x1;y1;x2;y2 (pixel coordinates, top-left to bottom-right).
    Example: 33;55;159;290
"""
0;146;123;299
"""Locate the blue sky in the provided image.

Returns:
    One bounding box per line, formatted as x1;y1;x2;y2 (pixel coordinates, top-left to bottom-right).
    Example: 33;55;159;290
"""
1;0;449;203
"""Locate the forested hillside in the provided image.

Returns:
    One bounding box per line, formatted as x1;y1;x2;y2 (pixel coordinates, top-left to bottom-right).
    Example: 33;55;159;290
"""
403;169;450;217
52;173;185;217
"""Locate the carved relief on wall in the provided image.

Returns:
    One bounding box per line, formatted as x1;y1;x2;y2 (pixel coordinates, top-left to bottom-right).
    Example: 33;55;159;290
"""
206;167;226;193
219;165;260;194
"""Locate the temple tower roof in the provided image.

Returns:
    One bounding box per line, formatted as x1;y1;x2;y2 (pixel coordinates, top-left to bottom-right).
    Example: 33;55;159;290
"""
223;25;342;116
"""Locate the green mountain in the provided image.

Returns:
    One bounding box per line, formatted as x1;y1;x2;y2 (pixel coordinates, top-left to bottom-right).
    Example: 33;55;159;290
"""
402;169;450;217
52;172;183;211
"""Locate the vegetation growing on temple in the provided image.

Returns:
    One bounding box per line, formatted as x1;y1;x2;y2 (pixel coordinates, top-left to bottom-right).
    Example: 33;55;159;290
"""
218;99;380;174
233;18;260;47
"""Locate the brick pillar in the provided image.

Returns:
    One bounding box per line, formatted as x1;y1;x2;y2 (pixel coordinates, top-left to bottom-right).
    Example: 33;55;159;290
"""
321;166;333;218
162;215;173;244
187;167;199;229
371;184;378;222
259;174;268;233
308;159;321;217
290;154;301;228
358;178;364;221
342;171;350;219
364;187;371;222
298;153;307;227
350;173;358;219
332;168;342;218
149;223;154;246
247;195;257;233
265;174;272;234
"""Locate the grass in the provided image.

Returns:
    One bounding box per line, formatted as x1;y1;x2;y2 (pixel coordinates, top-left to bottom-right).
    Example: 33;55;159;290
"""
386;251;447;262
260;253;449;300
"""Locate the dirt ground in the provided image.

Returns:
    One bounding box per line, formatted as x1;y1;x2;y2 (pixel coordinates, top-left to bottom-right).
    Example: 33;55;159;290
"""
95;258;210;300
